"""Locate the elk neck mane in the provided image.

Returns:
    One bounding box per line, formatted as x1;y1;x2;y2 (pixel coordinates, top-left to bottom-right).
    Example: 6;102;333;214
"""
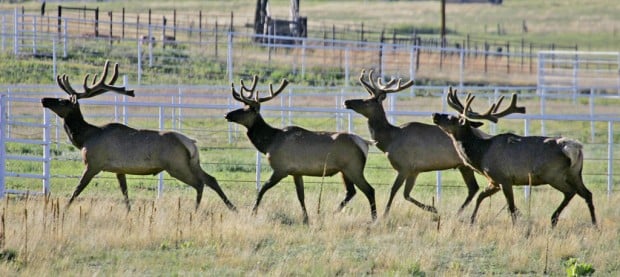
367;115;399;152
62;107;102;149
245;115;283;154
450;124;491;172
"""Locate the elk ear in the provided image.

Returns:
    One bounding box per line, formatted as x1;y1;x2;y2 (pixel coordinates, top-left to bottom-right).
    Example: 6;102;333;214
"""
376;93;386;102
470;121;484;128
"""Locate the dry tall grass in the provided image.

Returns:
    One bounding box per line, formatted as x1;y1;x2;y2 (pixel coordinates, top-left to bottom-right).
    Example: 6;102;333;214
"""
0;184;616;275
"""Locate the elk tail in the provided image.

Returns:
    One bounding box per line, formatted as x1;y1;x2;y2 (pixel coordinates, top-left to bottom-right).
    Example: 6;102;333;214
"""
558;138;583;169
172;132;200;165
351;136;372;159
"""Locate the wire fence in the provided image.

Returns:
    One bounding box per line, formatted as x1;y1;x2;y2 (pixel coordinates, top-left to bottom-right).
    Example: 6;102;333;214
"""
3;8;617;90
2;85;619;201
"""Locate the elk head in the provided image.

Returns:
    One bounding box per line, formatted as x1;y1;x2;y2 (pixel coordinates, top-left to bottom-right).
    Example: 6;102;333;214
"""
42;60;135;118
432;87;526;137
344;69;413;117
225;75;289;127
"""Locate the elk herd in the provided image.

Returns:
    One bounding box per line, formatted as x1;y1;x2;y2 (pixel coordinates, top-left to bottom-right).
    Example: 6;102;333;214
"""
40;60;597;228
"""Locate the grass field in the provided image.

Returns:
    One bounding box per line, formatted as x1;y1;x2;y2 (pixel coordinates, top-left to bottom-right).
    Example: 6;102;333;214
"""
0;184;616;275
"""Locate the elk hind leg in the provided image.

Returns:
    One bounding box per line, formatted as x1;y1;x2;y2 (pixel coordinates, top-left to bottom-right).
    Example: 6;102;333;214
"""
199;169;237;211
551;190;575;227
166;167;204;210
571;178;597;226
116;173;131;212
293;175;309;224
457;166;480;213
403;173;437;213
344;173;377;221
499;183;520;224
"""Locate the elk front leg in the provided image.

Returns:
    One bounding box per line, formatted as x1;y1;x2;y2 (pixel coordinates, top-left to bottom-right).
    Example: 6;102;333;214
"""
457;166;480;213
470;183;501;224
253;172;286;216
67;167;99;208
384;173;406;217
293;175;309;224
116;173;131;212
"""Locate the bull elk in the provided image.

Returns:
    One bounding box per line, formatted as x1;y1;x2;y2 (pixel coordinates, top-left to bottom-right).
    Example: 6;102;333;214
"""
41;61;236;212
432;88;596;227
344;70;480;216
225;76;377;224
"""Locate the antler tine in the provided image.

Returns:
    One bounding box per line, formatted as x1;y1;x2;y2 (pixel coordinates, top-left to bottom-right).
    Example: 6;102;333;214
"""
56;74;76;96
231;76;259;107
239;75;259;98
491;93;526;118
460;93;500;123
77;61;134;99
446;87;465;113
258;79;289;103
358;69;376;96
491;95;505;114
56;60;134;101
376;76;397;90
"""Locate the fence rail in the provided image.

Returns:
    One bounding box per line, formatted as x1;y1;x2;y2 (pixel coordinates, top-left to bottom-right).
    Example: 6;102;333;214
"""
1;86;619;201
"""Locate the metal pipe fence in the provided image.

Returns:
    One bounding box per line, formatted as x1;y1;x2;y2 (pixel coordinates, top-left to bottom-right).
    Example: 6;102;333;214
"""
1;86;618;201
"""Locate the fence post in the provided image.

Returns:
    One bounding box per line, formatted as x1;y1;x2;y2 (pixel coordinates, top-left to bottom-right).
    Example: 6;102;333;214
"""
255;151;262;191
13;7;18;55
301;39;306;78
148;24;153;67
459;47;464;88
52;37;57;80
523;118;531;201
158;106;165;198
344;47;350;87
137;39;142;84
227;32;233;83
2;15;5;52
63;19;67;58
608;121;614;197
43;109;51;195
409;46;417;83
32;16;37;55
0;94;6;198
436;171;442;204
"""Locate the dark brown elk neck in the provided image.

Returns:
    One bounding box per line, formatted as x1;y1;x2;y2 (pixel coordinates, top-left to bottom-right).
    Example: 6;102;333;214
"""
62;110;102;149
450;126;490;171
246;115;283;154
366;113;400;153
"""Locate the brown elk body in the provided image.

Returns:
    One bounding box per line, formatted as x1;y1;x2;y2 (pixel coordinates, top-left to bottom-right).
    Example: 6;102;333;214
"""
225;76;376;224
41;61;236;212
344;70;480;216
432;88;596;227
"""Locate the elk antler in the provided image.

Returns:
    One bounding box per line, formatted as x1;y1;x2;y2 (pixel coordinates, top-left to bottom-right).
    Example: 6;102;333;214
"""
359;69;413;98
446;87;526;123
56;60;135;102
231;75;289;109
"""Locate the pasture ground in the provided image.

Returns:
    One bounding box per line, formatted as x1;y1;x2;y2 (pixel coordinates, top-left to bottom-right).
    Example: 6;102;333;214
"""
0;181;616;275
